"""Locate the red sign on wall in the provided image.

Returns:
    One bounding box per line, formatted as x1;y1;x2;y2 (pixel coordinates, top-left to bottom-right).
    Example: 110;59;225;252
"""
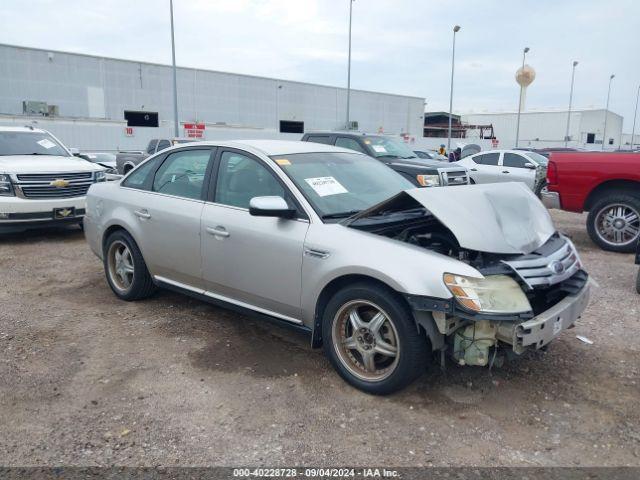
183;123;205;138
491;138;499;148
124;126;134;137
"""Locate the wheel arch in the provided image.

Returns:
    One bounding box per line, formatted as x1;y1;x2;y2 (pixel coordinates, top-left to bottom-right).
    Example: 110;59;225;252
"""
584;179;640;211
310;274;432;348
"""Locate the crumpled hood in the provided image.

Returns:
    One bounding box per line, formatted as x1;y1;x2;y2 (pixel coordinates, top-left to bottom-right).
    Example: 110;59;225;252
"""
348;182;555;255
0;155;100;174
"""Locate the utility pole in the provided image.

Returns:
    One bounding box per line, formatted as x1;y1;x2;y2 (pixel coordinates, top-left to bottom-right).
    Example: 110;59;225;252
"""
345;0;354;130
631;83;639;151
170;0;179;137
447;25;461;152
602;74;615;151
564;61;578;147
514;47;530;148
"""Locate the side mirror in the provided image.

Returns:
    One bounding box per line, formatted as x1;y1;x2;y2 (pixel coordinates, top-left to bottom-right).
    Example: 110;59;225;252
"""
249;196;296;219
69;148;80;156
524;162;536;169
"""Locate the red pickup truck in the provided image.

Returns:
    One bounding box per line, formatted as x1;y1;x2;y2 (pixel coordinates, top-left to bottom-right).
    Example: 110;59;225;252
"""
541;152;640;253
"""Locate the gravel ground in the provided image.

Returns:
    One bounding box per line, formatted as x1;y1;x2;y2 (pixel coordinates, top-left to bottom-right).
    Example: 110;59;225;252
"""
0;210;639;467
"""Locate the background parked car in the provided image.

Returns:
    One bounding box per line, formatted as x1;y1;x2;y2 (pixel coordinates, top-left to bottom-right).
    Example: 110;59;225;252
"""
542;151;640;253
301;132;469;187
116;138;199;174
414;149;448;161
454;149;548;195
74;151;117;173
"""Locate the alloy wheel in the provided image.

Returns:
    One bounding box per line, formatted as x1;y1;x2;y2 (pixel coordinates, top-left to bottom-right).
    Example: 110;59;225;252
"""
332;300;400;382
107;240;135;292
594;203;640;247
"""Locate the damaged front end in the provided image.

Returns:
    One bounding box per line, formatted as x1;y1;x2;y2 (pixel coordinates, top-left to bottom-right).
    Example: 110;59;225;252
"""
346;183;590;366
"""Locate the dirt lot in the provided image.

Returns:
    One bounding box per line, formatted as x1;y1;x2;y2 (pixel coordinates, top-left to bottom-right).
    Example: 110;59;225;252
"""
0;210;639;467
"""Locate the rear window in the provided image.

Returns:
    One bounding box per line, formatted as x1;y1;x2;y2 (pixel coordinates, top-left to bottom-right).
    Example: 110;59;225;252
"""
305;135;333;145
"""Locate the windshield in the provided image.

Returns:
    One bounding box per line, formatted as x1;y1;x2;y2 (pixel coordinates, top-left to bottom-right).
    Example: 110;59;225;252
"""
272;152;413;220
0;131;69;156
365;136;417;159
523;151;549;166
84;152;116;162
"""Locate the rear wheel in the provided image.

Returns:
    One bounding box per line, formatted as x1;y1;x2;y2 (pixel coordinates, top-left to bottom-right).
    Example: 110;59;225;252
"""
104;230;156;301
322;282;429;395
587;193;640;253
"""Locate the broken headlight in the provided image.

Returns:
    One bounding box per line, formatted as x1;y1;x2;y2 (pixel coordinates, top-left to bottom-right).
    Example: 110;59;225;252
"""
443;273;531;314
0;174;14;196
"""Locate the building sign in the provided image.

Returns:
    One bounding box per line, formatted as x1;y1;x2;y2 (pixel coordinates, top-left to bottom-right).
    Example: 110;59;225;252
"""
184;123;205;138
491;138;499;148
124;126;134;137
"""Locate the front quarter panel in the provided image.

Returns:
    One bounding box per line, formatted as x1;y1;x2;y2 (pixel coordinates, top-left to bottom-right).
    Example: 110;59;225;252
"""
300;223;482;326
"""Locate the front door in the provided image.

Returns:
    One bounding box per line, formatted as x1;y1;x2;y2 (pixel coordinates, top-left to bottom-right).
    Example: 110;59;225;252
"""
469;151;503;184
201;149;309;322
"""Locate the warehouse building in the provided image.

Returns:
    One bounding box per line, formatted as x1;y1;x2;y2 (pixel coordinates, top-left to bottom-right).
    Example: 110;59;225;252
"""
0;44;425;151
460;108;624;150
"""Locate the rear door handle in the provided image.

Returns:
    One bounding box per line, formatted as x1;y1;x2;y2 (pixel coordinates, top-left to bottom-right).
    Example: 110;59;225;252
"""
470;168;477;171
502;170;510;174
134;209;151;219
206;226;230;238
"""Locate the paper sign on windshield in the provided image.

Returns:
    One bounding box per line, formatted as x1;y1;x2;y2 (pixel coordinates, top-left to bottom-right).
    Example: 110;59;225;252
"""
37;139;57;149
304;176;348;197
372;145;387;153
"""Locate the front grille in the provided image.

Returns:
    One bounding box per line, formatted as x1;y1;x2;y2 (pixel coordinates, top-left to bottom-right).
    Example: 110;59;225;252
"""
441;170;469;186
502;235;582;288
20;184;91;199
526;270;588;315
17;172;93;182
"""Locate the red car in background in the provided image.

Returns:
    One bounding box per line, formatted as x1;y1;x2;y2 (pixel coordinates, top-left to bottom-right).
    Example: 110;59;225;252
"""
541;152;640;253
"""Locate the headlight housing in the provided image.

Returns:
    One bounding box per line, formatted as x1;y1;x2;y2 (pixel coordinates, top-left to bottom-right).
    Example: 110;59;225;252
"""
0;174;15;196
416;174;441;187
95;171;107;182
443;273;531;314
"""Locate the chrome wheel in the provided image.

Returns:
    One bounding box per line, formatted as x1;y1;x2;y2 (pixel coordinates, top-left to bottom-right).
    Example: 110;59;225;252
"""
594;203;640;247
332;300;400;382
107;240;135;292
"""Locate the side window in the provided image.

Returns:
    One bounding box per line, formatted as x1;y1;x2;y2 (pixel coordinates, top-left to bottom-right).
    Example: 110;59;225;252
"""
215;151;285;209
152;149;211;200
306;135;333;145
122;157;162;190
146;140;158;155
503;153;529;168
156;140;171;152
335;137;366;154
473;152;500;165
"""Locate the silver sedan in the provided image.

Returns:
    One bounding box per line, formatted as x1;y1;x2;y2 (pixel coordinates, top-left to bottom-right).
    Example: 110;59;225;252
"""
84;140;590;394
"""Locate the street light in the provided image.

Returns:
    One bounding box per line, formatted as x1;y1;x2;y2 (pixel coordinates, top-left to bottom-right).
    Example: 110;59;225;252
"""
345;0;355;130
446;25;461;152
602;74;615;151
169;0;179;138
514;47;530;148
631;83;639;151
564;60;578;147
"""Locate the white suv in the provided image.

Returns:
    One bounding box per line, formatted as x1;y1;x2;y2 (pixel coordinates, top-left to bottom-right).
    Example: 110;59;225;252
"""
0;126;106;233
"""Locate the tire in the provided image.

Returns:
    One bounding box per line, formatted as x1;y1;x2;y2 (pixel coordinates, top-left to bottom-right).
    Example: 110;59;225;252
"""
103;230;157;301
322;282;429;395
586;192;640;253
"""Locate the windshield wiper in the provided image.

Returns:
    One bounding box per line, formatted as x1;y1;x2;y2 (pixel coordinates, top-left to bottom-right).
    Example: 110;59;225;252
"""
321;210;362;220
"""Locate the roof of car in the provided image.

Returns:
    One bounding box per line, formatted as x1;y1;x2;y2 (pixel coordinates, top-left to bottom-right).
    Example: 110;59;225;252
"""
189;139;360;156
304;131;382;138
0;126;47;133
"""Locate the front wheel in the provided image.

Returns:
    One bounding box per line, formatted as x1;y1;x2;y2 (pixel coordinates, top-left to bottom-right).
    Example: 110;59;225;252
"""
586;193;640;253
322;282;429;395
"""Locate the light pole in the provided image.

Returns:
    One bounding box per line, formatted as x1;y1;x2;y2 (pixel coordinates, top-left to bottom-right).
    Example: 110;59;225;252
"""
169;0;179;138
564;60;578;147
602;74;615;151
345;0;355;130
447;25;461;152
631;83;639;151
514;47;530;148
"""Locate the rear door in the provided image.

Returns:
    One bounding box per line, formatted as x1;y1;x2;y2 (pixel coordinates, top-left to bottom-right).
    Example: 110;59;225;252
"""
468;152;502;183
501;152;536;189
124;147;215;287
200;149;309;322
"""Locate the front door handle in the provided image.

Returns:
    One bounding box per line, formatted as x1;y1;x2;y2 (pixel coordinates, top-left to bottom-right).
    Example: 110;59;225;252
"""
134;209;151;219
502;170;510;174
206;226;230;238
470;168;477;171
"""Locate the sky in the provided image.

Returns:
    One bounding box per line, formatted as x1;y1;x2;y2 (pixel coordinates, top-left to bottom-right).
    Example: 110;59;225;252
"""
1;0;639;130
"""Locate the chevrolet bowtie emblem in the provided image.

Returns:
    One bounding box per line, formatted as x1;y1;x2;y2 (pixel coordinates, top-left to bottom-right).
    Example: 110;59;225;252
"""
57;208;73;218
50;179;70;188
